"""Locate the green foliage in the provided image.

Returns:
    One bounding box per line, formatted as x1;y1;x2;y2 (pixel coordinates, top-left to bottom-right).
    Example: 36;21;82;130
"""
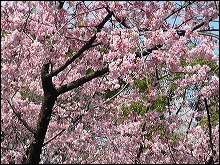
181;56;218;74
198;108;219;128
121;101;147;117
20;89;43;104
30;8;36;14
12;51;18;58
166;132;182;141
151;124;165;132
211;109;219;123
134;78;149;93
148;95;167;112
103;79;127;99
143;132;152;140
86;68;94;75
1;30;7;38
31;34;36;40
81;32;85;37
180;56;219;127
65;48;75;58
98;47;106;53
189;56;218;69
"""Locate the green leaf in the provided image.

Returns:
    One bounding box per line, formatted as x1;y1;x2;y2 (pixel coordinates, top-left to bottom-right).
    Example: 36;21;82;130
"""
1;30;7;38
134;78;149;93
121;101;147;117
81;32;85;37
31;35;36;40
86;68;94;74
98;47;106;53
65;48;74;58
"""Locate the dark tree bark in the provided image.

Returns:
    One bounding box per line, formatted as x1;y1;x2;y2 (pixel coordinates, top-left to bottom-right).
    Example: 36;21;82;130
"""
57;1;65;9
22;63;59;164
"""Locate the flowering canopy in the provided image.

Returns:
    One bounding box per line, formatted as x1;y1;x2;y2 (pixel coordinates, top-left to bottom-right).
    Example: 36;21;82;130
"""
1;1;219;164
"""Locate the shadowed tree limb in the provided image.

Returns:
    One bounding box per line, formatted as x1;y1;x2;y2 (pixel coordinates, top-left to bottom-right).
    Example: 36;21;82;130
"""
57;65;109;95
22;63;59;164
48;10;113;78
57;1;65;9
204;98;216;164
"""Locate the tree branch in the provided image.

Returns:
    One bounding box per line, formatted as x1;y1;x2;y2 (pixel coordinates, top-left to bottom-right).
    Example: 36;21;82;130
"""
7;99;36;135
135;44;163;58
43;113;83;146
164;1;195;20
191;21;205;31
102;83;129;105
137;16;217;58
43;129;65;146
168;143;177;164
57;65;109;94
57;1;65;9
204;98;216;164
197;32;219;39
48;11;113;78
105;7;130;29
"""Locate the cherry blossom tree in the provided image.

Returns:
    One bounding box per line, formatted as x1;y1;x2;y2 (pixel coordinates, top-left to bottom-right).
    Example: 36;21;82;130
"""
1;1;219;164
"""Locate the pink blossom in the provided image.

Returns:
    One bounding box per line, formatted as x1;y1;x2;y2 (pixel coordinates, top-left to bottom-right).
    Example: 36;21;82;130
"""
165;29;179;41
1;1;219;164
166;55;180;71
151;50;164;64
148;90;156;101
97;31;108;43
185;66;193;73
201;64;211;72
200;86;212;97
185;28;192;39
211;75;218;83
192;64;201;71
114;84;120;89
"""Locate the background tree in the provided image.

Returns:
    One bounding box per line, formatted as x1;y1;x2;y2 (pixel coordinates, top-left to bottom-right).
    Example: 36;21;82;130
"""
1;1;219;164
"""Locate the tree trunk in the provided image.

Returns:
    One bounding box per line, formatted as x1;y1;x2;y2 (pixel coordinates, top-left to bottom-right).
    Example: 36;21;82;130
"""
22;63;59;164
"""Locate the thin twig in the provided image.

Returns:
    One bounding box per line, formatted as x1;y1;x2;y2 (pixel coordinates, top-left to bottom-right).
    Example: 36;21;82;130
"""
43;129;65;146
197;32;219;39
6;99;36;135
101;83;129;106
168;143;177;164
164;1;195;20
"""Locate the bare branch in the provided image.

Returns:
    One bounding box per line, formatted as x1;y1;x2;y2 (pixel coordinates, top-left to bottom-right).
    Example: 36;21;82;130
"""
105;7;130;29
135;44;163;58
191;21;205;31
175;17;194;30
168;143;177;164
186;114;193;134
197;32;219;39
43;113;83;146
101;83;129;105
198;29;219;32
43;129;65;146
